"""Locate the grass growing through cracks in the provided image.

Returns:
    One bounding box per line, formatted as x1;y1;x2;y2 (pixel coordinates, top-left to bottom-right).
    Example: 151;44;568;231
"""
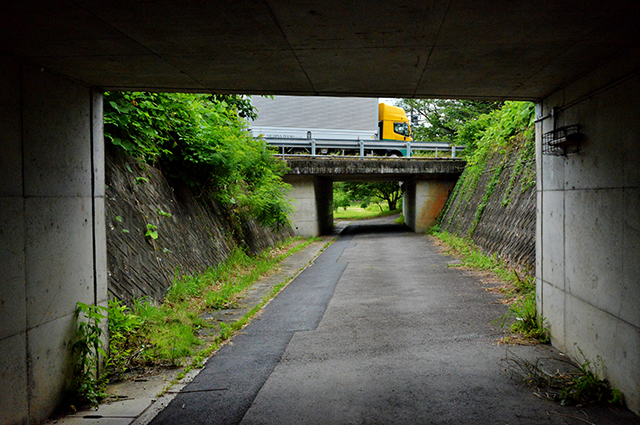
430;230;548;343
106;237;319;377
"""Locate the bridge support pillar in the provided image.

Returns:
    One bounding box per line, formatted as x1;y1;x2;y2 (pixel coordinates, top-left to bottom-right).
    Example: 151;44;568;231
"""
283;175;333;237
403;179;456;233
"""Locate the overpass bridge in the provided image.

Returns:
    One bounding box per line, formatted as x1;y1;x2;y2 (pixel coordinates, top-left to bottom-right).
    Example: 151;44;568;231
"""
283;157;465;236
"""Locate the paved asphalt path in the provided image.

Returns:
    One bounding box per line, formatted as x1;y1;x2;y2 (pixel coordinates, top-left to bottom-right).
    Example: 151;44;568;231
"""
150;217;639;425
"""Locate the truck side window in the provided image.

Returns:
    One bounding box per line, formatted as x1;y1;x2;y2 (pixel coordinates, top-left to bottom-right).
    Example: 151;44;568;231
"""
394;122;410;137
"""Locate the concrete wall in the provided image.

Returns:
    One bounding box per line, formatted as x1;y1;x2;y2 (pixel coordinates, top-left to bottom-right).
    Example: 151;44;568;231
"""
284;176;334;237
537;49;640;413
0;54;106;424
403;179;457;233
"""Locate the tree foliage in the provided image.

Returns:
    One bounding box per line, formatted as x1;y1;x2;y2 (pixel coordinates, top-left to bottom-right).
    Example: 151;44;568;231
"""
334;182;402;212
396;99;503;153
103;92;291;229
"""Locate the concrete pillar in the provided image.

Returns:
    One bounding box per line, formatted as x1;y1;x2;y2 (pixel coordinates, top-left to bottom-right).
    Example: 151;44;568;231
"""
537;49;640;414
283;175;333;237
0;55;107;424
403;179;456;233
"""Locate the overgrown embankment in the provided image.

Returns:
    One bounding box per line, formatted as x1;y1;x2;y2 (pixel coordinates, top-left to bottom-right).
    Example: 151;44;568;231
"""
438;102;536;274
103;92;294;306
106;149;293;305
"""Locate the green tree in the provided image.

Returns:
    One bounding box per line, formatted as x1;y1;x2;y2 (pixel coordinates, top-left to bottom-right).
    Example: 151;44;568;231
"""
397;99;503;153
103;92;291;229
332;183;352;211
340;182;402;211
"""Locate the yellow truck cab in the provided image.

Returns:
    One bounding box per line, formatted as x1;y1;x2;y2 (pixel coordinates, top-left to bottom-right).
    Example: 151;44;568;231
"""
378;103;412;141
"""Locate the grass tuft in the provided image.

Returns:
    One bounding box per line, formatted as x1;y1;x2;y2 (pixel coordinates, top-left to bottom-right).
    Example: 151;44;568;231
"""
503;348;624;407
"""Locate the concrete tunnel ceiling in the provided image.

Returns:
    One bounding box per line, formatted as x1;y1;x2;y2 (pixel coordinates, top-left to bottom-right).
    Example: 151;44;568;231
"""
1;1;639;100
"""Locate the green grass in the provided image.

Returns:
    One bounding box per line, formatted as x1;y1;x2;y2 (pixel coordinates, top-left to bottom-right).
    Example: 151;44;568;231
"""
334;205;401;220
107;236;321;372
430;230;548;343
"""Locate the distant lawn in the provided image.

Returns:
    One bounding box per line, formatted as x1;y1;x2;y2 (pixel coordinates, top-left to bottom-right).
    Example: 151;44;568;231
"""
333;206;401;221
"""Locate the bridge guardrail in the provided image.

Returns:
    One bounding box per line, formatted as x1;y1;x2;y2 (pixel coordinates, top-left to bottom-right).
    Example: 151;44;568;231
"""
263;138;465;158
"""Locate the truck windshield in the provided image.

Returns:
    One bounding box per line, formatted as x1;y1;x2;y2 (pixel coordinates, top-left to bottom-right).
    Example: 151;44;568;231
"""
394;122;410;137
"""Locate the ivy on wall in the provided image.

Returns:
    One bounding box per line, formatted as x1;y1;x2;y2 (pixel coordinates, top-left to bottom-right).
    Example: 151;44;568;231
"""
439;101;535;234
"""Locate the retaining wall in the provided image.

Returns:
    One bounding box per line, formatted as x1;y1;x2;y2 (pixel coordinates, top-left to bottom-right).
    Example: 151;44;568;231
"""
439;142;536;274
105;149;293;306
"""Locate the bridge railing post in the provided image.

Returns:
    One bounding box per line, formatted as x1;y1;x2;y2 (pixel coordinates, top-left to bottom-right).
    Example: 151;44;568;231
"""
311;139;316;156
359;140;364;158
452;145;456;158
406;141;412;158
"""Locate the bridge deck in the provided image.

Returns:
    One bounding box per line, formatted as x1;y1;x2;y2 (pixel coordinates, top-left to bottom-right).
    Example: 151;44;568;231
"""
284;157;466;181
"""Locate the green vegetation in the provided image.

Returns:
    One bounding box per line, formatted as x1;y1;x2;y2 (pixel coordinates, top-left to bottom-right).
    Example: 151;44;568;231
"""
426;101;542;342
70;303;109;407
504;347;623;407
395;98;503;148
431;231;548;343
333;181;402;212
334;206;401;221
109;238;316;369
104;92;291;230
438;101;536;234
71;237;320;404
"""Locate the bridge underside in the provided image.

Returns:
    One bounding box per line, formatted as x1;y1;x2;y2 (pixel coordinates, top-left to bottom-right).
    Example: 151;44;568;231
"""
283;158;464;236
2;2;640;423
285;175;457;236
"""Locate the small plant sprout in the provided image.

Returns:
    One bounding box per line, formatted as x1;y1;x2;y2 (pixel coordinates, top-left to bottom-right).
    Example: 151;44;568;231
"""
145;223;158;239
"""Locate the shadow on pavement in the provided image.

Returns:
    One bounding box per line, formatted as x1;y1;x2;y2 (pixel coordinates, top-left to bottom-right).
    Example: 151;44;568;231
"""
340;222;411;236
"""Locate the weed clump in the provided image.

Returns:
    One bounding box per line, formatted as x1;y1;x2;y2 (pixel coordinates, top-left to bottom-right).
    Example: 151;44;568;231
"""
503;348;624;407
497;291;549;343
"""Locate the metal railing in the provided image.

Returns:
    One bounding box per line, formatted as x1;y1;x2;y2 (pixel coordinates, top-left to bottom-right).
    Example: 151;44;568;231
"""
264;138;465;158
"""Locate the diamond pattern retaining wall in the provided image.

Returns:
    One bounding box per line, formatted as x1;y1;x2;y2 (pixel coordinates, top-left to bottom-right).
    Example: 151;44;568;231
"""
105;149;293;306
439;150;536;274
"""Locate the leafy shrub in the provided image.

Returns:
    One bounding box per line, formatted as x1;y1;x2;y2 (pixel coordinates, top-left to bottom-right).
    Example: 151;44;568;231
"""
104;92;291;229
